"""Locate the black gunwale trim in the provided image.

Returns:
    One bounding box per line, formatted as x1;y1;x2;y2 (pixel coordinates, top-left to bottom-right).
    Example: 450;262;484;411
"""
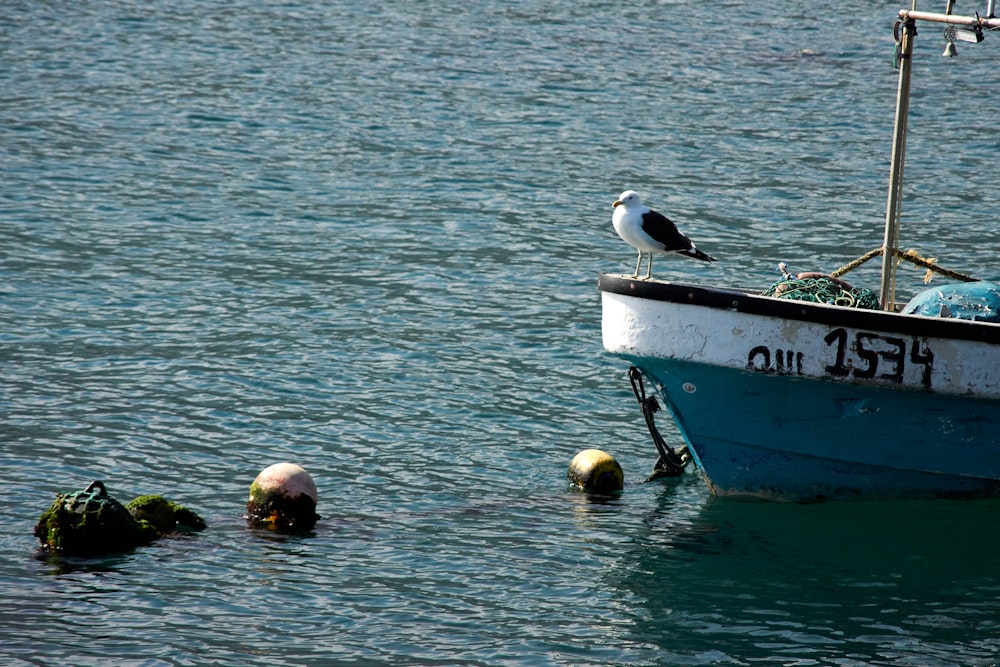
598;273;1000;344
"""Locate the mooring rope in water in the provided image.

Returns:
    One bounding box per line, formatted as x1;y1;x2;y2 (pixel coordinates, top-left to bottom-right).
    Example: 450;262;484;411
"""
831;246;978;283
627;367;688;480
762;276;881;310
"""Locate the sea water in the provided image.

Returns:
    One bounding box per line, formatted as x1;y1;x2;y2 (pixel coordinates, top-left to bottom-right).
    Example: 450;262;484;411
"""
3;1;1000;665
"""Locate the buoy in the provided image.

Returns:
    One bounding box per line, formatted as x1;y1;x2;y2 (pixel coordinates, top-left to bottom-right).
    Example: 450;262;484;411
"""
568;449;624;494
127;494;207;533
33;480;206;556
246;462;319;532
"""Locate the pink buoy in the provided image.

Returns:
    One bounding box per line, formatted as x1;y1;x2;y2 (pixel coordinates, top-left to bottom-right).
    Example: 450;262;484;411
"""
246;463;319;532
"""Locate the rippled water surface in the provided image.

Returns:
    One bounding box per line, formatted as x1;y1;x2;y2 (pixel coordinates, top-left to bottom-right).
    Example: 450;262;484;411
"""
4;1;1000;665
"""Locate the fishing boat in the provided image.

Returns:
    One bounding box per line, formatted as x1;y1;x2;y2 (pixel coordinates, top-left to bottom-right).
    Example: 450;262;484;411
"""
599;4;1000;501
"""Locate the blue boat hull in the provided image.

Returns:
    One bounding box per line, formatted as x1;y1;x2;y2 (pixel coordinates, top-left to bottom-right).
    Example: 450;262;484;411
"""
630;355;1000;500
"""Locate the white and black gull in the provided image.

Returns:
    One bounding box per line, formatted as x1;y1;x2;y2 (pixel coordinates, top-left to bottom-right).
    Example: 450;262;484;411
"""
611;190;716;279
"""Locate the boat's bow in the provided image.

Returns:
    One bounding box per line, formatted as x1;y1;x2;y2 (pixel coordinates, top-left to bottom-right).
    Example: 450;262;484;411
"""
599;274;1000;500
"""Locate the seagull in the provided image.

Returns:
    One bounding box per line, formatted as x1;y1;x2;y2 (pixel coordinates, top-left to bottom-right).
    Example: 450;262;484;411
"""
612;190;716;279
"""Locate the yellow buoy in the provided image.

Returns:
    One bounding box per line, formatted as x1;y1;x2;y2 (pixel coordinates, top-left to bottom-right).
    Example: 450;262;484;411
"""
568;449;624;493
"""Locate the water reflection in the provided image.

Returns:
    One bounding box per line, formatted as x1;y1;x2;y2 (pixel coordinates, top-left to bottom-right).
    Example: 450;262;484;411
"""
614;491;1000;664
34;550;135;577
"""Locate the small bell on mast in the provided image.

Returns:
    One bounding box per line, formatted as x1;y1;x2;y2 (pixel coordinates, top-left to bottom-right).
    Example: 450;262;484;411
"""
942;0;958;55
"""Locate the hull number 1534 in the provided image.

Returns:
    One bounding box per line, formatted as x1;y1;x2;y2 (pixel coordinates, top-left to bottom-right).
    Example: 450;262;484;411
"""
746;328;934;389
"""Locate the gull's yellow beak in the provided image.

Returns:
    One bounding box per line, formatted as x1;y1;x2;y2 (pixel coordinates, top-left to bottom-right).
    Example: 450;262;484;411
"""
612;200;622;208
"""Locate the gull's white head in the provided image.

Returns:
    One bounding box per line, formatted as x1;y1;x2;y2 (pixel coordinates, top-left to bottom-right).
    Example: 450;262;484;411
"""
612;190;642;209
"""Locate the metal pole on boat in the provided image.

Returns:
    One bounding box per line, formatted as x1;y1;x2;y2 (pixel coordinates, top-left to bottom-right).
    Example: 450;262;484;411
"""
879;16;916;312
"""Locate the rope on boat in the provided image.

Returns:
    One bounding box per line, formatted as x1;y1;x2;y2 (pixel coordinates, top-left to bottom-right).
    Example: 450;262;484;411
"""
762;275;881;310
831;246;978;284
627;367;689;480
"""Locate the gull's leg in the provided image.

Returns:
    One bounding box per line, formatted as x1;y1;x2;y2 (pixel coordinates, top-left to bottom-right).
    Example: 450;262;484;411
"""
632;251;642;278
645;254;653;279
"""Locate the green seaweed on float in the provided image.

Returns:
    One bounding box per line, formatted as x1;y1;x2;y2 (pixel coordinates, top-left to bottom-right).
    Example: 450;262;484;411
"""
33;481;157;556
246;480;319;533
127;494;207;533
34;481;206;557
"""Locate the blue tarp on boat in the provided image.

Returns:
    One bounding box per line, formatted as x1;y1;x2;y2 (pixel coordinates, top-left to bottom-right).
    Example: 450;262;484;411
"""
902;282;1000;323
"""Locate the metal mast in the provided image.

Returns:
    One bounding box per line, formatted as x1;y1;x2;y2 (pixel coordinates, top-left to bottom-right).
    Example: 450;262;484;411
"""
879;17;916;311
879;5;1000;311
